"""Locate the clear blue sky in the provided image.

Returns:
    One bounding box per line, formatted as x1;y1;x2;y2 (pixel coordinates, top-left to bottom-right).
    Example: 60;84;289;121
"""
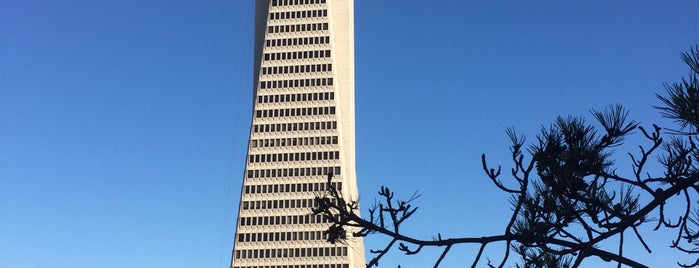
1;1;698;267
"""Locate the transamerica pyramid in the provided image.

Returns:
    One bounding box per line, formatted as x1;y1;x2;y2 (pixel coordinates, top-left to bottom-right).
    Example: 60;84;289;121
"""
230;0;365;267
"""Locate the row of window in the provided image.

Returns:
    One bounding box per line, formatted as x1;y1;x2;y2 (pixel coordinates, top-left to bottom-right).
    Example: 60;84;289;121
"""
242;197;320;210
244;181;342;195
260;78;333;89
235;246;348;259
250;135;338;149
271;0;326;6
266;36;330;48
246;166;341;180
255;106;335;119
238;230;327;243
253;121;337;134
264;50;330;61
268;22;328;34
239;214;331;226
257;91;334;104
234;264;348;268
261;63;332;75
248;151;340;163
269;9;327;20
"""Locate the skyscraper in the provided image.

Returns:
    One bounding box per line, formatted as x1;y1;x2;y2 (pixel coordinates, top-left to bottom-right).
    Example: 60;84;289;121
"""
230;0;364;267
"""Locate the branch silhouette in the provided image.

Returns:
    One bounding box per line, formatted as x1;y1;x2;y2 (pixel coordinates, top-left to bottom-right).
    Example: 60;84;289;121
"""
314;45;699;267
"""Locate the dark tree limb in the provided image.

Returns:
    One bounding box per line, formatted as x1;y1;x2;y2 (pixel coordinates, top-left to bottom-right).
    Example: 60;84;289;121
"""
313;45;699;268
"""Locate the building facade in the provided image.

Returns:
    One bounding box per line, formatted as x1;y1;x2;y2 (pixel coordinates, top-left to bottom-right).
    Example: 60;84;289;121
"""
230;0;365;267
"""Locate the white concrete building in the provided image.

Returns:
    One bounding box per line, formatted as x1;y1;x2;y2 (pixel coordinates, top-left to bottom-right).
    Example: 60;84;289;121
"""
231;0;365;267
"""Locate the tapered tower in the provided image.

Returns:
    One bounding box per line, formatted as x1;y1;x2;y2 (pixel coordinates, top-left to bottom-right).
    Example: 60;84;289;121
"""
231;0;364;267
